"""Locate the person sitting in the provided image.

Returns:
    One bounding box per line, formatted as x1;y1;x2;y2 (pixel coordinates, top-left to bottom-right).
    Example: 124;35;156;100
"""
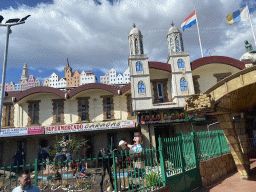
12;170;41;192
73;160;86;177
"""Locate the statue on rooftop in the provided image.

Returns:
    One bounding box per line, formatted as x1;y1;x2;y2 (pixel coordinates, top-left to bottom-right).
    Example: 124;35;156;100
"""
245;40;255;53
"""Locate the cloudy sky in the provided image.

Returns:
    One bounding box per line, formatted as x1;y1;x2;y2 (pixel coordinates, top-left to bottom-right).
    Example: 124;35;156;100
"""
0;0;255;84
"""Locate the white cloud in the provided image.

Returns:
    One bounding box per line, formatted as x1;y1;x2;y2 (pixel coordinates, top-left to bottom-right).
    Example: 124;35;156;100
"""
0;0;253;77
55;66;64;72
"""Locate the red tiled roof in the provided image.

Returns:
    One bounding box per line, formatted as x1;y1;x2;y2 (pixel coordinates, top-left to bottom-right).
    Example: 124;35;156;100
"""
68;83;119;98
120;83;131;94
191;56;246;70
149;61;172;72
8;87;66;102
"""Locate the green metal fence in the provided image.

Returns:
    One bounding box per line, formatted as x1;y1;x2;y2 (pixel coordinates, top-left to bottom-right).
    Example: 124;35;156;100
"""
0;130;230;191
196;130;230;162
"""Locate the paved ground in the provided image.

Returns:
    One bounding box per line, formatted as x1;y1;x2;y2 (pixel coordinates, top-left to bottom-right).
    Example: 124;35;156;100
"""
195;158;256;192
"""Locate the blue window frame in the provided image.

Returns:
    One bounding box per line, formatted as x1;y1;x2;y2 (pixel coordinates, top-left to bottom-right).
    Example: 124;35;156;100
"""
138;82;145;93
82;105;86;121
180;78;188;91
176;37;180;52
177;59;184;68
135;38;139;54
136;61;143;71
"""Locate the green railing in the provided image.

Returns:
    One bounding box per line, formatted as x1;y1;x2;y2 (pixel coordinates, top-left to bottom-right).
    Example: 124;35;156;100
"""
195;130;230;162
0;130;230;191
0;149;162;192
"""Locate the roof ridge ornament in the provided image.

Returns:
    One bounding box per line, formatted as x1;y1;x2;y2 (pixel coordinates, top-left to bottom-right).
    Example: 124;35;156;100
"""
171;21;174;27
133;23;136;28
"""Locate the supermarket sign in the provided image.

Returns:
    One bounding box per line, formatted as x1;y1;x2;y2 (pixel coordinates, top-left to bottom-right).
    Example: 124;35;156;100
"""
45;120;136;134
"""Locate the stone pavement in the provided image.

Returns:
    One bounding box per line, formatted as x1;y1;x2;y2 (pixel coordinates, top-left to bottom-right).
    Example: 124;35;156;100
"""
195;158;256;192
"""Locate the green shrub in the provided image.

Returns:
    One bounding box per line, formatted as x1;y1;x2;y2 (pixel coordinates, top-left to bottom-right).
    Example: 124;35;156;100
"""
145;172;162;188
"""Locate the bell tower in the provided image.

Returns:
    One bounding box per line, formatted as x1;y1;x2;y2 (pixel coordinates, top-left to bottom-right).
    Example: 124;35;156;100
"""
128;24;152;111
167;22;195;106
20;63;29;84
64;58;72;78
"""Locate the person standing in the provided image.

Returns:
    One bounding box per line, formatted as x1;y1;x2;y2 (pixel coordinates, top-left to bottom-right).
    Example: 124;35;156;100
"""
12;170;41;192
13;148;23;173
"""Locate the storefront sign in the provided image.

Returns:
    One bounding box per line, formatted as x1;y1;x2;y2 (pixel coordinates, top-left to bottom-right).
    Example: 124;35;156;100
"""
186;113;206;121
140;110;185;124
121;120;136;128
27;126;44;135
45;120;136;134
0;128;27;137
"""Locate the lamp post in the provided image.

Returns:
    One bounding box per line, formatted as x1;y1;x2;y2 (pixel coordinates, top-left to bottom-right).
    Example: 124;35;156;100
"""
0;15;30;132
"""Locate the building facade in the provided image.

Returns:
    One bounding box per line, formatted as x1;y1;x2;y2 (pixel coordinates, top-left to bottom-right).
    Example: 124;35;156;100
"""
128;24;246;149
80;71;97;85
0;84;136;164
0;24;248;166
1;63;41;92
100;68;130;85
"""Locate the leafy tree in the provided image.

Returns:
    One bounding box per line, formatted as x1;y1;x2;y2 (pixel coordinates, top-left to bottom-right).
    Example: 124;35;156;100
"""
49;134;87;160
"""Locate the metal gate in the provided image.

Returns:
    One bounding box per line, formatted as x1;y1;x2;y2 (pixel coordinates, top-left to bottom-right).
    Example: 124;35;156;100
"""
158;132;202;192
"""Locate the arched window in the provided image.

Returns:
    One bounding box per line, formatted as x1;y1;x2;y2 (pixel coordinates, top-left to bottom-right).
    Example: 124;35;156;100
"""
136;61;143;71
180;78;187;91
175;37;180;52
130;40;133;55
177;59;185;68
135;38;139;54
138;81;145;93
170;38;174;53
140;39;144;54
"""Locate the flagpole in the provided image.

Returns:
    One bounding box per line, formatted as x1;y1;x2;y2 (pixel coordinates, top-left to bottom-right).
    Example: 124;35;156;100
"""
194;7;204;57
247;4;256;46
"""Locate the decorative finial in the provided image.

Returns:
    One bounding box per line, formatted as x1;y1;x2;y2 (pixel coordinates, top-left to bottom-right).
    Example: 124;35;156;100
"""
133;23;136;28
171;21;174;27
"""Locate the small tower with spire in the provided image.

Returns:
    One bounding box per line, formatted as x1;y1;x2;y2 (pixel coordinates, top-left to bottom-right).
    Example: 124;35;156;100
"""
167;21;184;56
128;24;153;111
128;23;144;55
19;63;29;84
64;58;72;79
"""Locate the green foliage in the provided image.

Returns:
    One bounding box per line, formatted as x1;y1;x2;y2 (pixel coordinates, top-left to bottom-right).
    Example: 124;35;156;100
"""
76;178;92;190
49;134;87;159
145;173;162;188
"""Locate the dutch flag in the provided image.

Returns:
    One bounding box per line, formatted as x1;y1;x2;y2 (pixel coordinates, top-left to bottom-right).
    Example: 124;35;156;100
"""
181;10;197;31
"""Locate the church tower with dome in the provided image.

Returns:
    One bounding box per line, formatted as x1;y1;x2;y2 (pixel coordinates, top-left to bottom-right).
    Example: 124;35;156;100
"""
167;22;195;105
128;24;153;111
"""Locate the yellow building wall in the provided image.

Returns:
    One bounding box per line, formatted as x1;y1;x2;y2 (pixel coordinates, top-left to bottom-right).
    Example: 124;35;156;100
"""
68;89;131;123
8;88;133;129
39;95;63;126
192;63;240;93
15;94;65;127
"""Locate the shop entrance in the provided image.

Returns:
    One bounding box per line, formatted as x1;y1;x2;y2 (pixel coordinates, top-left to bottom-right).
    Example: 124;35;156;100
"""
154;125;174;149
